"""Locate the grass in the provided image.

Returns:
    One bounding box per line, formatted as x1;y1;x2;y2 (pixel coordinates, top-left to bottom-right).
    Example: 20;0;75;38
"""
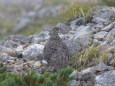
62;1;94;22
43;0;67;7
70;45;102;70
101;0;115;6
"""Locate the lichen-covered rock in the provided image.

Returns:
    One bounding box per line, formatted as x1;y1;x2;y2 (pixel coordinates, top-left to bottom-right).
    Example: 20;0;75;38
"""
94;31;108;39
22;44;44;61
56;23;72;34
74;26;93;38
95;70;115;86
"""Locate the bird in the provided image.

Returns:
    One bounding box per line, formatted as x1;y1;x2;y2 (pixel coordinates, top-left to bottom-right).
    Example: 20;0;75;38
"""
43;27;70;71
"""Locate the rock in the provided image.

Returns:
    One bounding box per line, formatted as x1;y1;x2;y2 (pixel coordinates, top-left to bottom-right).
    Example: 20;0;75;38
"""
15;46;23;58
65;40;81;57
56;23;72;34
0;53;8;60
74;26;93;38
108;58;115;67
95;70;115;86
0;46;16;56
105;28;115;45
93;24;104;33
41;60;48;66
33;61;41;68
70;70;79;78
70;80;78;86
101;22;115;31
81;61;114;75
22;44;44;61
76;37;92;48
59;33;74;40
70;17;86;29
92;17;108;24
31;31;50;43
94;31;108;39
92;6;115;24
2;56;16;62
2;35;32;48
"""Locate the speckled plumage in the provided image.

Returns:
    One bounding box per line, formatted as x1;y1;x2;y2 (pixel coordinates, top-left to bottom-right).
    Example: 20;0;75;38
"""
43;27;70;71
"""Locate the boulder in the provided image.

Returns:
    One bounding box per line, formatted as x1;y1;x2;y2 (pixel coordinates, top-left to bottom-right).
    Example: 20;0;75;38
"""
56;23;72;34
95;70;115;86
94;31;108;39
74;26;93;38
22;44;44;60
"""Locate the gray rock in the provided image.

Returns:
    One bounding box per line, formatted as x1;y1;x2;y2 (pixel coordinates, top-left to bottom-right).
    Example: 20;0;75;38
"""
76;37;92;48
101;22;115;31
59;33;74;41
95;70;115;86
31;31;50;43
2;35;32;48
2;56;16;62
92;6;115;24
81;61;114;75
56;23;72;34
0;46;15;56
94;31;108;39
93;24;104;33
22;44;44;60
92;17;109;24
74;26;93;38
105;28;115;45
65;40;81;57
70;80;78;86
15;46;23;58
70;17;86;26
41;60;48;66
0;53;8;60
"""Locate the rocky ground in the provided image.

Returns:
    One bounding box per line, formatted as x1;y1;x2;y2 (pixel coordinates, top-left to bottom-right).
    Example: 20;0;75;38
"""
0;5;115;86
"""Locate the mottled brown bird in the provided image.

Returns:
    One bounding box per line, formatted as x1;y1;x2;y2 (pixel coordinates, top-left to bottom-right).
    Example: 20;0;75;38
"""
43;27;70;71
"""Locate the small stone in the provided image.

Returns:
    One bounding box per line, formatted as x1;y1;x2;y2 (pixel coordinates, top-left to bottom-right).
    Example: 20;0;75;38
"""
34;61;41;68
41;60;48;66
0;53;8;60
101;22;115;31
74;26;93;38
56;23;72;34
70;70;79;77
7;60;15;63
70;80;78;86
94;31;108;39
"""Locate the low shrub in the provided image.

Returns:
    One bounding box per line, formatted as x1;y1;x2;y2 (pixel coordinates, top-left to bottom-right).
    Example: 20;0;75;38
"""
0;66;74;86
